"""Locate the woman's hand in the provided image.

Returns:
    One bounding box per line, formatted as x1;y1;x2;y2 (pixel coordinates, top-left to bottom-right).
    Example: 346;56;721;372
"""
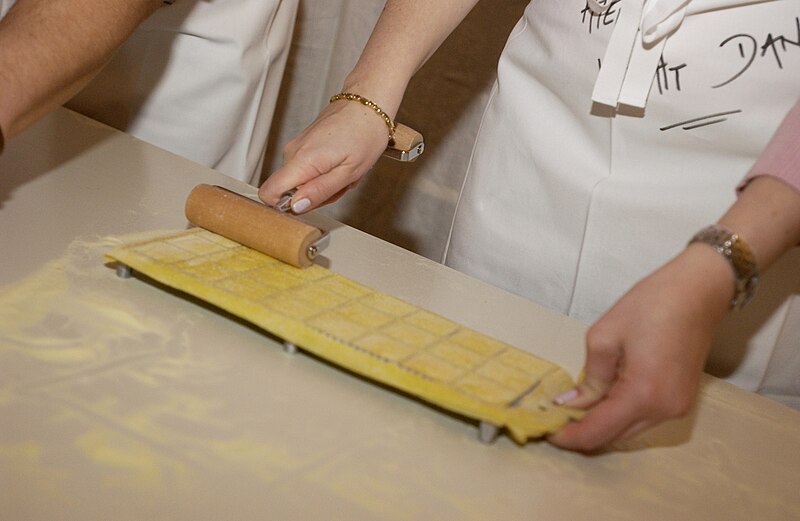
549;174;800;452
258;99;392;213
259;0;484;212
548;244;733;452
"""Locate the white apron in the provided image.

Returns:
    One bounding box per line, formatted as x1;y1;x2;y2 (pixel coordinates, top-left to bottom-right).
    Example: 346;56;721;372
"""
0;0;297;184
445;0;800;406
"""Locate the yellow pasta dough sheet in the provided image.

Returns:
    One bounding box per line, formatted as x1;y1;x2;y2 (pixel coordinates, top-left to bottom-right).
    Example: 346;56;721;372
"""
105;228;582;443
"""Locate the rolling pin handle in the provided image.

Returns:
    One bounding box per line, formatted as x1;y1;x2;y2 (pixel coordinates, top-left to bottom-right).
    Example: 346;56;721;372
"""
307;232;330;261
116;263;133;279
383;123;425;162
478;421;499;444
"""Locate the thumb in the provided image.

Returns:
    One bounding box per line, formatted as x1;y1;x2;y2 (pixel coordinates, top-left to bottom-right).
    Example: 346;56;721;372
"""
285;163;363;213
258;156;323;208
555;321;624;408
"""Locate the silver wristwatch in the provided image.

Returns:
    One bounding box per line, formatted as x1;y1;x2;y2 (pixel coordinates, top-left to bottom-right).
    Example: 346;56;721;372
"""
689;224;760;309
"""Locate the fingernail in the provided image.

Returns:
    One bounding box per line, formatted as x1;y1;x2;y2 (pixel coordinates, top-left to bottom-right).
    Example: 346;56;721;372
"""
553;388;579;405
292;198;311;213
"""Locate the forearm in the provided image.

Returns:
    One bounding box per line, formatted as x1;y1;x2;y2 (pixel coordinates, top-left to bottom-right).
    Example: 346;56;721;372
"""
719;176;800;271
0;0;162;140
341;0;480;118
673;176;800;324
690;103;800;307
723;98;800;272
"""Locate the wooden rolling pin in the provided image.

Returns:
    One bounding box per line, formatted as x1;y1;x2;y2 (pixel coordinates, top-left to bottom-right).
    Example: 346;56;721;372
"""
185;184;324;268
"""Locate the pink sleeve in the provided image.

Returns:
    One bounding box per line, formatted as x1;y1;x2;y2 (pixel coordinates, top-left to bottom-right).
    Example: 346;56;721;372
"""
738;100;800;195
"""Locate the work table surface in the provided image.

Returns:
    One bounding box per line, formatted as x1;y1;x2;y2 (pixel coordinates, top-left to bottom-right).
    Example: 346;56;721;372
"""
1;109;798;520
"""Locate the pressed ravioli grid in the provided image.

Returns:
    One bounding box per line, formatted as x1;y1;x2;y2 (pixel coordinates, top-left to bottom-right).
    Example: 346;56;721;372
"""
105;228;581;442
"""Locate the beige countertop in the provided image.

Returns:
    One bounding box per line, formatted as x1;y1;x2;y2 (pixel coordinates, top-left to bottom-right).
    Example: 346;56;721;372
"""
1;109;798;520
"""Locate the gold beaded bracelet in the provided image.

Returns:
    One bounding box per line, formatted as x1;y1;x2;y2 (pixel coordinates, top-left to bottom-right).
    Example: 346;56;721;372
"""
330;92;396;144
688;224;760;309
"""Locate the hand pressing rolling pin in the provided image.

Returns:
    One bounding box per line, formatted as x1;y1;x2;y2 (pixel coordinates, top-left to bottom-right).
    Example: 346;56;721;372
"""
258;1;472;214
